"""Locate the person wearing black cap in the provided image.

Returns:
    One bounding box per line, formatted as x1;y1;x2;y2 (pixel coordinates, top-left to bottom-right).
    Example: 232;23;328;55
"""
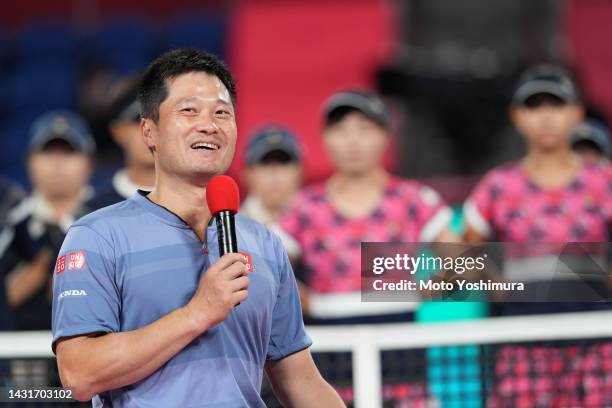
87;76;155;211
241;125;303;248
464;66;612;406
276;90;456;405
465;65;611;248
6;109;96;330
571;118;611;164
280;90;456;323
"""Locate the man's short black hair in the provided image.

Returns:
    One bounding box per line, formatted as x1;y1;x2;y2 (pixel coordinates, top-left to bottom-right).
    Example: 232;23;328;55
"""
138;48;236;123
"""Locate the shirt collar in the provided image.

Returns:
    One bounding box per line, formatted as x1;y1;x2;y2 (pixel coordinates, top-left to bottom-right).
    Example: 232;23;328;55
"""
131;190;217;232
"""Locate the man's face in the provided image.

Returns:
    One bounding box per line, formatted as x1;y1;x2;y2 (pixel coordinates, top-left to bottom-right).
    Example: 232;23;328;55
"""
142;72;237;183
28;142;92;199
323;111;388;175
245;158;302;210
512;94;584;151
111;121;155;168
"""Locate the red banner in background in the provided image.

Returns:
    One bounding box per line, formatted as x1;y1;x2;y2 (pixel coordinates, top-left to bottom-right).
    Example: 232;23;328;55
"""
228;0;398;186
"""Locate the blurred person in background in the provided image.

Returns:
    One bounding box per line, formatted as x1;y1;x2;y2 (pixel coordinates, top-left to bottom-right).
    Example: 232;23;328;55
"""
279;90;456;406
0;176;42;384
570;118;611;164
241;124;303;258
6;110;96;330
87;75;155;210
280;90;456;324
0;176;51;331
240;124;310;408
464;65;612;407
464;65;611;312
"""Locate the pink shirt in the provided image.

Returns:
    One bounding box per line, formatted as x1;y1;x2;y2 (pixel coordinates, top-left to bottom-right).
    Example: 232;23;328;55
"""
464;161;612;243
280;177;451;293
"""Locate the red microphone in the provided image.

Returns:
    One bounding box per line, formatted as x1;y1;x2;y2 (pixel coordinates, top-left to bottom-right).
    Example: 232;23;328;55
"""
206;175;240;256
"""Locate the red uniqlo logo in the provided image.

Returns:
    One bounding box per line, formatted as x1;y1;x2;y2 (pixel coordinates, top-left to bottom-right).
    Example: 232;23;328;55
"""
55;255;66;275
240;252;253;272
68;251;86;270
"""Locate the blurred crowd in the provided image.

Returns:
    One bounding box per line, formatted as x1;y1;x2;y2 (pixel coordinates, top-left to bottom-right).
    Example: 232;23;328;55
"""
1;60;612;406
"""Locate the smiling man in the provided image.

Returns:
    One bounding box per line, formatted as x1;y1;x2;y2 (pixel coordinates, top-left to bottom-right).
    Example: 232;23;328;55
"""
51;48;344;408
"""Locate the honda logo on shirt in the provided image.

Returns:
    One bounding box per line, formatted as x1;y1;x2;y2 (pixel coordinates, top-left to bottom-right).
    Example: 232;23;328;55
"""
58;289;88;300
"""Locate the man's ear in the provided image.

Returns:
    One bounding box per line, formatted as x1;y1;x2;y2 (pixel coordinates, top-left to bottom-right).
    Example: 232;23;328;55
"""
141;118;157;153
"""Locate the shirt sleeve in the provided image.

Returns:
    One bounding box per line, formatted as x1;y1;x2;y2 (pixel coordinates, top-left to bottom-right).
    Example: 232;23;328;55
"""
412;184;453;241
51;224;120;352
463;172;496;238
266;235;312;361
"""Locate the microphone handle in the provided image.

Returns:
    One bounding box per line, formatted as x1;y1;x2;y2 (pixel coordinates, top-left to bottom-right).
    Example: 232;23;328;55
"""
215;210;241;306
216;210;238;256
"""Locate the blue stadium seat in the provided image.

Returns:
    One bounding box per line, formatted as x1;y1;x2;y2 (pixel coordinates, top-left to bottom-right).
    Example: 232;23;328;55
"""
7;62;78;112
99;50;150;75
0;29;10;69
0;30;13;118
165;14;226;59
93;20;156;74
17;23;77;62
0;118;35;187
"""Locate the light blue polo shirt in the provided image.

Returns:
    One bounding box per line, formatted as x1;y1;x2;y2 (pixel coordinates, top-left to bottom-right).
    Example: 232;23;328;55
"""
51;191;311;407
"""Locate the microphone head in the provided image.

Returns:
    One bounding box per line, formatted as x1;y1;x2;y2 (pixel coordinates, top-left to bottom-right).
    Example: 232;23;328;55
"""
206;175;240;215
